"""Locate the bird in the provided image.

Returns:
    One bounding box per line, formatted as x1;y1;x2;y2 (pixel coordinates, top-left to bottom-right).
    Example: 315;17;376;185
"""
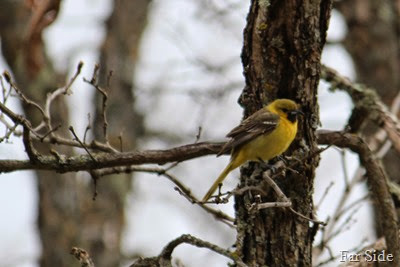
202;98;302;202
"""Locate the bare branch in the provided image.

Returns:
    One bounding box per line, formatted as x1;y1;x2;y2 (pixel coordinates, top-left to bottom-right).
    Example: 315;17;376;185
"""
44;62;83;129
69;126;96;162
262;171;326;225
315;181;334;211
0;122;19;143
22;124;40;163
255;201;291;209
319;158;363;251
0;100;41;162
130;234;247;267
91;165;235;226
317;130;399;265
0;75;12;104
2;72;47;122
83;113;91;144
83;65;110;143
321;65;400;154
70;247;95;267
0;141;225;173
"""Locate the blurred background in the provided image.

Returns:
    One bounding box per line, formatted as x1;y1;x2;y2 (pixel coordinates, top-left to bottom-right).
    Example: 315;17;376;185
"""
1;0;398;266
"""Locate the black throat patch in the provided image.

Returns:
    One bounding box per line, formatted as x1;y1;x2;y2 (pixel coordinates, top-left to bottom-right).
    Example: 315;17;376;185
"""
287;112;298;123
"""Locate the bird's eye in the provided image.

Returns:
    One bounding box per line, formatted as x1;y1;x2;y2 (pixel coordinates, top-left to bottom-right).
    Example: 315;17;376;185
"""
281;108;288;113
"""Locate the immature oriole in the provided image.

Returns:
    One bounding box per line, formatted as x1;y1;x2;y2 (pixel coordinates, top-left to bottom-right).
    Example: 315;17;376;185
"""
202;99;302;202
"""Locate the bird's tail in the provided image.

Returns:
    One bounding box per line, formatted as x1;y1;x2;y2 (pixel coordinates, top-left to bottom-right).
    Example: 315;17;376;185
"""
202;161;235;202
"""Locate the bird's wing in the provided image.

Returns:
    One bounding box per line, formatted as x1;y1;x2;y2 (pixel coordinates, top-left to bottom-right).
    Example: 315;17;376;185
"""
217;108;280;156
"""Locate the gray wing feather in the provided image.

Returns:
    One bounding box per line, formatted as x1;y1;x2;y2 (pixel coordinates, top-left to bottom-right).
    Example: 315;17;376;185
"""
217;108;279;156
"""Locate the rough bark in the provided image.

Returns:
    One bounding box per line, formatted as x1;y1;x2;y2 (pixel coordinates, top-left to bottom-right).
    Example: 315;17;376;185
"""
336;0;400;236
235;1;332;266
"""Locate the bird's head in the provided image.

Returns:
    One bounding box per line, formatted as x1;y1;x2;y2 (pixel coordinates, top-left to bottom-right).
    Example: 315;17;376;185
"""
268;99;303;123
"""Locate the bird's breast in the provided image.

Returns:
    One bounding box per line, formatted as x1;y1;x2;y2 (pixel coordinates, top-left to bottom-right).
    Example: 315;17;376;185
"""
240;118;298;162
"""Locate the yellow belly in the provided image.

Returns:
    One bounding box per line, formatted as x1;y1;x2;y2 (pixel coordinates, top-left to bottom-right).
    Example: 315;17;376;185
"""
233;118;297;167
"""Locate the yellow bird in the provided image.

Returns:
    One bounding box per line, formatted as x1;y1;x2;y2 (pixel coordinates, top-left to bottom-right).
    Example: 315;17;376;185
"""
202;99;302;202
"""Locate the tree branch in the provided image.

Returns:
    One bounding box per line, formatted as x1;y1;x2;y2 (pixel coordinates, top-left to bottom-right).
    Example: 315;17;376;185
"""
0;141;225;173
317;130;399;265
70;247;95;267
321;65;400;154
129;234;247;267
91;165;235;226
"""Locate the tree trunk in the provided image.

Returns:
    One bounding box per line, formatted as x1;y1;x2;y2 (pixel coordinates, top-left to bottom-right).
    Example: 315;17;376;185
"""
235;1;332;266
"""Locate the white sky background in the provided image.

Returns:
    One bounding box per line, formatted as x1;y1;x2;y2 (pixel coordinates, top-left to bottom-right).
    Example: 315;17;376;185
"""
0;1;375;266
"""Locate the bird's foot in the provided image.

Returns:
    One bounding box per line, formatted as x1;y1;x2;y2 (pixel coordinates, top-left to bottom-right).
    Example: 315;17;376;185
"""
257;157;277;173
276;155;288;165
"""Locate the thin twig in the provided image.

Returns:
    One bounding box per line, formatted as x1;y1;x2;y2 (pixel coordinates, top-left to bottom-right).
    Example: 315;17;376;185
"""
321;65;400;154
69;126;96;162
83;113;91;144
0;100;41;162
91;165;234;226
255;201;291;209
324;207;359;245
315;181;334;211
317;130;399;265
39;124;61;142
156;234;247;267
333;195;368;224
44;62;83;130
118;134;123;152
2;71;47;121
89;171;99;201
70;247;95;267
0;123;19;143
195;126;202;143
315;240;368;267
340;149;349;187
262;172;326;225
0;75;12;104
83;65;110;143
262;171;289;201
